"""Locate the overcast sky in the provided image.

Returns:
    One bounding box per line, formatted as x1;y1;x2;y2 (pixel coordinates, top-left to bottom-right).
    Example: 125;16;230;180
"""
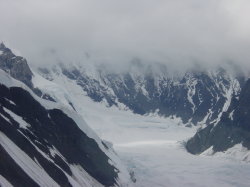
0;0;250;70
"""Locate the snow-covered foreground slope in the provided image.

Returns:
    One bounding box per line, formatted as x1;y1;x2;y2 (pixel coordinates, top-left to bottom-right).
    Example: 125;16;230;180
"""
32;71;250;187
0;69;132;187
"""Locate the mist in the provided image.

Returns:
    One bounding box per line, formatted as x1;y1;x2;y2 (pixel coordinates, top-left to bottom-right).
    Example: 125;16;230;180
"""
0;0;250;71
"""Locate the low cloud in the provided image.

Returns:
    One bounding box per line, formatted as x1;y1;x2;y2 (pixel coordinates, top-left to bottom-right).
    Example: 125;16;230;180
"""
0;0;250;71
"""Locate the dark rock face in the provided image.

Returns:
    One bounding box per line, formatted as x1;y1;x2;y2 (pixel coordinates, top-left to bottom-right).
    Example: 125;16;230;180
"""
0;43;55;102
186;79;250;154
0;43;33;88
55;64;239;125
0;84;118;186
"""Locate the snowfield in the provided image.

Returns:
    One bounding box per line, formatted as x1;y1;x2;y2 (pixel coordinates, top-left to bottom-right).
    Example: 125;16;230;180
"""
32;70;250;187
83;103;250;187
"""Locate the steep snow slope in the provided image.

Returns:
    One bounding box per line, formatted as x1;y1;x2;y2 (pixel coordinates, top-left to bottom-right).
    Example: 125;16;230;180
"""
0;69;131;187
32;67;250;187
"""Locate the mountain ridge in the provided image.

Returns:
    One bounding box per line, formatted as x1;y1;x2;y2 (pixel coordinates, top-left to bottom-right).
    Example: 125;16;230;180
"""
36;61;243;126
0;44;131;186
1;43;250;186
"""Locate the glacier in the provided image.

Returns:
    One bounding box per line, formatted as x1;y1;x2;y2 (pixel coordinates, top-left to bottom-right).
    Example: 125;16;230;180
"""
31;67;250;187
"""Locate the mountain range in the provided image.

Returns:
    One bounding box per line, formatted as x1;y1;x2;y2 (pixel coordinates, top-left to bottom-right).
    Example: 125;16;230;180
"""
0;42;250;186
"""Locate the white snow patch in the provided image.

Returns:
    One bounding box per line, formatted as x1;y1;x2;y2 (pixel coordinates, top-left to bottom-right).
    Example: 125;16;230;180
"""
198;109;212;126
186;75;197;113
200;146;215;156
69;164;103;187
0;132;59;187
0;175;13;187
216;144;250;162
201;144;250;163
32;71;73;108
0;113;11;124
4;98;16;106
229;110;234;120
17;130;55;164
48;146;67;163
3;107;30;129
115;140;177;148
214;78;239;125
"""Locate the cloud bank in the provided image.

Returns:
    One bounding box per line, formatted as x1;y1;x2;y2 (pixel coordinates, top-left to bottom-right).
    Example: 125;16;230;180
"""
0;0;250;70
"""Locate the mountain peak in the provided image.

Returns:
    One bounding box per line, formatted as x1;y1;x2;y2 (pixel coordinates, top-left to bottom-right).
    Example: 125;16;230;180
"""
0;44;33;88
0;42;5;49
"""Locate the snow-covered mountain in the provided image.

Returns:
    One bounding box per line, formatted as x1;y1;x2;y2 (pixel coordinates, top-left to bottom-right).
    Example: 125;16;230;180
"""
0;43;132;186
37;60;242;126
1;42;250;186
186;77;250;156
31;54;250;157
33;55;250;158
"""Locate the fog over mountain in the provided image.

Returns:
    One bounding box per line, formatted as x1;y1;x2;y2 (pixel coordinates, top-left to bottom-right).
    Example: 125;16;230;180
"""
2;2;250;186
0;0;250;71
